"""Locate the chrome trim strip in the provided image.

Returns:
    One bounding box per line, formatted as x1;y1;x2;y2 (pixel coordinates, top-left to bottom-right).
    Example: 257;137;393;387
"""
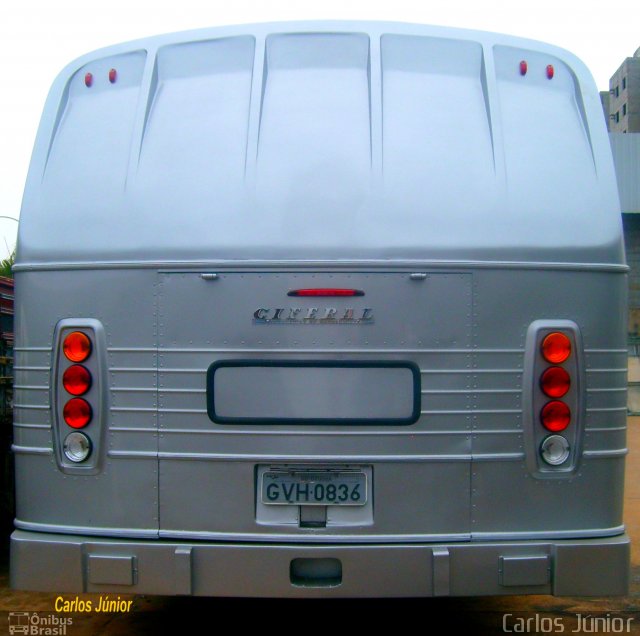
14;519;158;538
107;450;158;458
13;424;51;430
471;525;626;541
158;530;473;542
471;452;525;461
13;404;50;410
14;259;630;273
420;369;522;375
156;428;520;436
11;444;53;455
108;451;525;462
583;449;628;458
584;349;629;354
420;409;521;415
11;521;626;544
156;346;519;354
122;451;476;462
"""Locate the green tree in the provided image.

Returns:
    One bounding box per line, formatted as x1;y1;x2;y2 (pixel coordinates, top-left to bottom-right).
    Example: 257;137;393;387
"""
0;250;14;278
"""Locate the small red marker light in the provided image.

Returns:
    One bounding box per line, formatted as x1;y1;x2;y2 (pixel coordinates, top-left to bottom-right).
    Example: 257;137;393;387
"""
84;72;93;87
287;289;365;297
109;68;117;83
546;64;554;79
520;60;528;76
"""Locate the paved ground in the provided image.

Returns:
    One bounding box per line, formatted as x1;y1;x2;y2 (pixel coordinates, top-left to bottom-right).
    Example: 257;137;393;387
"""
0;422;638;634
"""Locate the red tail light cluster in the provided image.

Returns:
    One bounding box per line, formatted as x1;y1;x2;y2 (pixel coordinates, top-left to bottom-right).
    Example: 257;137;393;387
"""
61;331;94;462
539;331;572;465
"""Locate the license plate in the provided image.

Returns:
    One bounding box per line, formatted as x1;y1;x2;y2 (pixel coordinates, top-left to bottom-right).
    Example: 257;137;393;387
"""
261;471;367;506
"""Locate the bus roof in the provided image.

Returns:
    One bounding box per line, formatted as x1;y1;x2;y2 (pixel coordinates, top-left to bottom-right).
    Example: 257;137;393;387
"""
17;21;624;270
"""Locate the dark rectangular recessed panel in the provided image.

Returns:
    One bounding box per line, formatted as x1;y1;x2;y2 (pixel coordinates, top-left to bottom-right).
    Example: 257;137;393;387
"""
207;360;421;425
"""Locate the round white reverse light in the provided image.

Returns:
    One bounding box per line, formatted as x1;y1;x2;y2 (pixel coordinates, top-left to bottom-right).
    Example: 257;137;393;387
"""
540;435;570;466
63;432;92;463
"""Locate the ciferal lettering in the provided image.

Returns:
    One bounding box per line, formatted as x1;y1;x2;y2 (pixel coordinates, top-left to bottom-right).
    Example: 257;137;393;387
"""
254;307;374;324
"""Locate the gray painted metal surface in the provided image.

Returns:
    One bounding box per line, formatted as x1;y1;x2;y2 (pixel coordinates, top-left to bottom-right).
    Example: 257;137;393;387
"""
11;22;629;597
10;531;630;597
16;21;624;268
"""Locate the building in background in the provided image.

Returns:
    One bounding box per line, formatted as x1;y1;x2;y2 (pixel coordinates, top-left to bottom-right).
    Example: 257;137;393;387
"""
0;275;12;539
0;274;13;426
600;90;611;131
611;133;640;337
602;45;640;340
608;47;640;133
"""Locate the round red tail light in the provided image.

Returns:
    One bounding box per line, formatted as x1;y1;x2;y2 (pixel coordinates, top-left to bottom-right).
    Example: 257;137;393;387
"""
541;332;571;364
63;365;92;396
63;332;92;362
540;366;571;398
541;400;570;432
63;398;92;429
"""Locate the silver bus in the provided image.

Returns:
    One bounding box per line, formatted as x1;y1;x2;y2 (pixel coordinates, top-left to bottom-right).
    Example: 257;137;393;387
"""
10;21;630;597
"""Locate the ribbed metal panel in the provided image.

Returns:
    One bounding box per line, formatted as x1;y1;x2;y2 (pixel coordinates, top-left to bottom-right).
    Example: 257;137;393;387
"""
610;132;640;213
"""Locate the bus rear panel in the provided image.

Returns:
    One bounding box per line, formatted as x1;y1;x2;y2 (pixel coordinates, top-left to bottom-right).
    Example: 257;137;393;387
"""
11;22;629;597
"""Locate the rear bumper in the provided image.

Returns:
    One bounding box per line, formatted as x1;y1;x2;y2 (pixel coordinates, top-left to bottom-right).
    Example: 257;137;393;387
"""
10;530;630;597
